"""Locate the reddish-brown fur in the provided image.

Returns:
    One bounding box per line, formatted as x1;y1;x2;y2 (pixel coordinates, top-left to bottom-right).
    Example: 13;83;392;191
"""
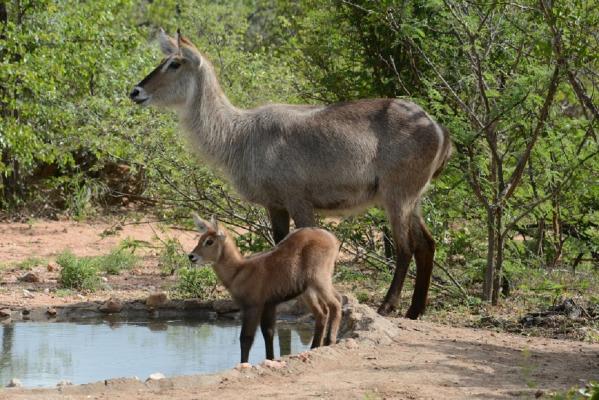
188;215;341;363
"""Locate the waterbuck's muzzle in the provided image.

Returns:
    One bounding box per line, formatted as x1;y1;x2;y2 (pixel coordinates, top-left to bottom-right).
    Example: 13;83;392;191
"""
129;86;150;105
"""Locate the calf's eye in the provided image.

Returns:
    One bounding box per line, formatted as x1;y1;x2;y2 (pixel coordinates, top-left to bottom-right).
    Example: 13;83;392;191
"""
205;239;214;246
169;61;181;70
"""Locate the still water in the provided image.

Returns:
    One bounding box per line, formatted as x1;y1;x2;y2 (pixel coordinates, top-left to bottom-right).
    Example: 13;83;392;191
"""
0;319;313;388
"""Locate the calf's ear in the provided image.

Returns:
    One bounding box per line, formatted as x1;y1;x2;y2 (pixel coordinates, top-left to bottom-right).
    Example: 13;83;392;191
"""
192;213;209;233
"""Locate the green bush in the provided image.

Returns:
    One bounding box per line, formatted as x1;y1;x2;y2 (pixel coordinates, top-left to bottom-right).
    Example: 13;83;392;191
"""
97;248;138;275
158;238;190;276
57;251;101;292
173;267;218;300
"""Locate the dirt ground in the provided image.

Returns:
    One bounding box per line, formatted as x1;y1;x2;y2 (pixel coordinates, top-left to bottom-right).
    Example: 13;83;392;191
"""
1;219;598;399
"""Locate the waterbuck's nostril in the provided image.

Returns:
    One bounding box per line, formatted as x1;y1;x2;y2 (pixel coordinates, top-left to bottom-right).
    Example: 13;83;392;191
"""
129;88;140;99
188;254;195;261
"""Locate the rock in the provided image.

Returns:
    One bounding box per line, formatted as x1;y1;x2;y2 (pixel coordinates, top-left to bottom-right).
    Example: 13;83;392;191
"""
46;307;57;317
99;298;123;314
101;277;109;283
47;262;59;272
76;294;86;300
145;372;165;382
6;378;22;388
235;363;252;371
56;380;73;387
0;309;11;319
213;299;240;314
262;359;287;369
22;289;34;299
22;308;30;315
146;292;168;307
19;272;41;283
43;288;50;294
343;338;359;349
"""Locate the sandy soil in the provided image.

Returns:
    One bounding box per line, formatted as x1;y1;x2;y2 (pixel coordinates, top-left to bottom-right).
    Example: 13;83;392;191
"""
1;219;598;399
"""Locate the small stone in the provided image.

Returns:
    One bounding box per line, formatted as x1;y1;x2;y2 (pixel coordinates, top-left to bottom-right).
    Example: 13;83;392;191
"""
235;363;252;371
101;277;108;283
535;389;544;398
19;272;41;283
0;308;11;318
343;338;359;349
76;294;86;300
213;299;240;313
47;307;57;317
146;372;165;382
262;359;287;369
43;288;50;294
146;292;168;307
56;380;73;387
22;289;34;299
99;298;123;314
6;378;22;388
47;262;59;272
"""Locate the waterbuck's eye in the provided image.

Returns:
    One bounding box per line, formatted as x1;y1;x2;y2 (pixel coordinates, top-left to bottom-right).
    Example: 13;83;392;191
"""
205;239;214;246
168;61;181;70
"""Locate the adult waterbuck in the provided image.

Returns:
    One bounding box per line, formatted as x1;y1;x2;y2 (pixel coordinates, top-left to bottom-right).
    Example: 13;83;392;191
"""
130;30;452;318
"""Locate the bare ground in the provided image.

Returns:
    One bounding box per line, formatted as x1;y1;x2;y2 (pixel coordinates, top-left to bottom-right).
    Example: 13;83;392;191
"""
1;219;598;399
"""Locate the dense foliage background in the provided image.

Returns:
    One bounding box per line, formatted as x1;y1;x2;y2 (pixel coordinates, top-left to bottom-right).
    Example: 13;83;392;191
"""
1;0;597;310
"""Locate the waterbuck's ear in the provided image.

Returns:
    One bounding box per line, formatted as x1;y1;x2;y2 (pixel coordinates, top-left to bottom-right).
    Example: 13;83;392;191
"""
158;28;178;55
175;29;202;66
192;213;209;233
210;215;226;239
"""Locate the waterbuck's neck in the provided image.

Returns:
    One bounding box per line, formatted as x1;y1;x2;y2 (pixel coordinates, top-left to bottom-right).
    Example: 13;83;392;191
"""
180;60;244;169
211;234;244;289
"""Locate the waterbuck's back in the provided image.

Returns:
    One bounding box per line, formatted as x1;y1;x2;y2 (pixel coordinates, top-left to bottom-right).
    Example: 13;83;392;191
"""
235;98;444;212
233;228;338;305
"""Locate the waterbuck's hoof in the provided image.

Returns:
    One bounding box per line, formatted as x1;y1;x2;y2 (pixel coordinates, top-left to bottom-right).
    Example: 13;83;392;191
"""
377;302;396;316
405;305;425;320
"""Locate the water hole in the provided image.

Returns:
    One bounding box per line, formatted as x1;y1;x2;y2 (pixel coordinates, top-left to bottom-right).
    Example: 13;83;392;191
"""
0;318;313;388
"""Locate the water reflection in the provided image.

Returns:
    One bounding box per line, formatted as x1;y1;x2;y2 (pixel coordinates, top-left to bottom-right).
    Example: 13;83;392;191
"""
0;319;313;388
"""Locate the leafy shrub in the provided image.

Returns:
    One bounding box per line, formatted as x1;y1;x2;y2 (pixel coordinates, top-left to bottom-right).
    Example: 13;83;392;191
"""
173;267;218;300
158;238;190;276
57;251;101;292
97;249;138;275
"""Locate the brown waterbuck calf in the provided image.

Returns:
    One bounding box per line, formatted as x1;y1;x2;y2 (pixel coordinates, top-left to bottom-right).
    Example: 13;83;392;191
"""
188;214;341;363
130;30;452;318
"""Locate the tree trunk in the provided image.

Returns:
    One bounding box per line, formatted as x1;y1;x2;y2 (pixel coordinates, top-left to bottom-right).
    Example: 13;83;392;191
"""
483;206;496;301
492;207;504;305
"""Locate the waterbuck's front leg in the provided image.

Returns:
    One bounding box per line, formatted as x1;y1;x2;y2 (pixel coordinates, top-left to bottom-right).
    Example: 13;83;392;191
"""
240;306;263;363
260;303;277;360
268;207;290;243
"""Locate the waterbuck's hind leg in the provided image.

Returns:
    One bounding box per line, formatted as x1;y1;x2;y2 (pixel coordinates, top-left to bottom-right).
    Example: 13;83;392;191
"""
260;303;277;360
324;290;342;346
268;207;290;243
302;289;328;348
405;215;435;319
240;306;262;363
378;205;415;316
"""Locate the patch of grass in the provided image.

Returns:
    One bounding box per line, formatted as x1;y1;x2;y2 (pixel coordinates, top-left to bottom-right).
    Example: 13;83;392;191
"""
172;267;218;300
97;248;138;275
14;257;46;270
158;238;190;276
54;288;74;297
57;251;101;292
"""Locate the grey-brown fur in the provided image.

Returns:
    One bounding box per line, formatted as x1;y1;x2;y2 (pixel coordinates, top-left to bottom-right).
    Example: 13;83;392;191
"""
188;215;341;363
130;30;452;319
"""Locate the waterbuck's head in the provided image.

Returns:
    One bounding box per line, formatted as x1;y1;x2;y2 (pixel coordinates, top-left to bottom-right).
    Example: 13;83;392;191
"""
129;29;202;108
188;214;227;266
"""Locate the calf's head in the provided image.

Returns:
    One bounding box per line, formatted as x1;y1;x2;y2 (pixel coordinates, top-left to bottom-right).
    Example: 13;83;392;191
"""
188;214;226;265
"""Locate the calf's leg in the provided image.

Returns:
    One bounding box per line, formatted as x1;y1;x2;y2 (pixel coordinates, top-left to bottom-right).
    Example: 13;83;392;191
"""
260;303;277;360
240;306;262;363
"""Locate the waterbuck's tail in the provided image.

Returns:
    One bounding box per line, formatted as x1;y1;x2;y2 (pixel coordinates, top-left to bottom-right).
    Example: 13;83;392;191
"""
432;125;453;179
